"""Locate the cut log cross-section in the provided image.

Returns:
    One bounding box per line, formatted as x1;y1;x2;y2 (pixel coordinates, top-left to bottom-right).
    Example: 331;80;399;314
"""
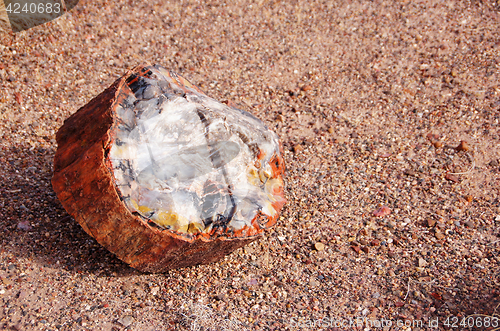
52;64;286;272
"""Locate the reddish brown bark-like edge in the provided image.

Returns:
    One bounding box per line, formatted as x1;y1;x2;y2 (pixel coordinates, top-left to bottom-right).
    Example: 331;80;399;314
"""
52;66;258;272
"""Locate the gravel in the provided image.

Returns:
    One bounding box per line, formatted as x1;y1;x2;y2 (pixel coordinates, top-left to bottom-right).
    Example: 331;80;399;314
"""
0;0;500;330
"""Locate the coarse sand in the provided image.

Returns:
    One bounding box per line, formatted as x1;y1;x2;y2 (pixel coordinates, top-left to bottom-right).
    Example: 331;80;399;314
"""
0;0;499;330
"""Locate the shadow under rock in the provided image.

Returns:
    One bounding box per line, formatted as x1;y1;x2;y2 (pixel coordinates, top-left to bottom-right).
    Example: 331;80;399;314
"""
0;144;138;277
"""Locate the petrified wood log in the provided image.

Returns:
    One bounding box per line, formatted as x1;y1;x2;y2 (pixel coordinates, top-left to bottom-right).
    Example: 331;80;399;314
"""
52;64;286;272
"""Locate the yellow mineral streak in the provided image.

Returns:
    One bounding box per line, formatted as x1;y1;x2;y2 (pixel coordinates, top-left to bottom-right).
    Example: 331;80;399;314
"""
154;211;205;234
155;211;181;228
261;200;277;217
131;201;182;230
247;167;261;186
131;199;205;234
187;222;204;234
131;200;153;215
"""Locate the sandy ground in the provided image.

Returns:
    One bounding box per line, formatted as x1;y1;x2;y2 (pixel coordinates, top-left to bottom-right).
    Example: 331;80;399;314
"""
0;0;499;330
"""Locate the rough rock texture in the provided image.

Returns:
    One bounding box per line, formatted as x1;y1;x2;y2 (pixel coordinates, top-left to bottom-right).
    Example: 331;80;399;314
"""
52;64;286;273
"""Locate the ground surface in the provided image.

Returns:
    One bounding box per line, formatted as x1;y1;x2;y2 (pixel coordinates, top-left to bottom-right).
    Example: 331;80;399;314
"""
0;0;500;330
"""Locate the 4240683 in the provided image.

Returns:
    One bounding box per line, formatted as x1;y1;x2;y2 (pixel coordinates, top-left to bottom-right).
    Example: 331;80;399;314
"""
6;1;61;14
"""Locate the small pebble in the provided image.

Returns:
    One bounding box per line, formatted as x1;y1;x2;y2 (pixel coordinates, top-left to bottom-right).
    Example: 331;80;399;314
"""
309;279;319;287
247;279;258;286
17;221;32;231
373;205;391;217
150;286;159;296
435;232;445;240
404;169;416;176
426;132;440;141
445;173;460;183
314;242;325;251
300;84;312;92
433;141;443;148
117;315;134;327
14;92;22;105
293;144;303;153
351;246;361;254
456;140;469;152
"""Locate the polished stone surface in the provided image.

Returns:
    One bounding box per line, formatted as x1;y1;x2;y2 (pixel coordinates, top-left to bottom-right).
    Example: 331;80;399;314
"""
109;65;285;237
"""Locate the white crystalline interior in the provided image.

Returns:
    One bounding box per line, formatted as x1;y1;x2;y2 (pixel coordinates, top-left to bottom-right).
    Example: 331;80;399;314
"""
109;67;283;235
